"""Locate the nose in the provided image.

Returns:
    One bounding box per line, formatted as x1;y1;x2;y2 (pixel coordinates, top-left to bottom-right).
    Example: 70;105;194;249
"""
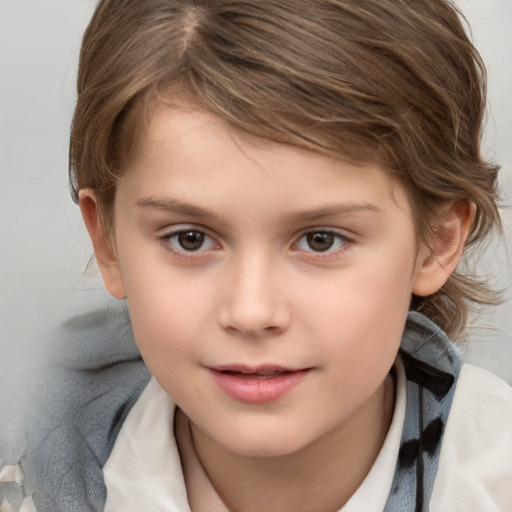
219;253;290;337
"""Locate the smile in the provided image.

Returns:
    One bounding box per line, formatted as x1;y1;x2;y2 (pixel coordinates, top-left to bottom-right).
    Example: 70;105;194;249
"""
208;365;311;403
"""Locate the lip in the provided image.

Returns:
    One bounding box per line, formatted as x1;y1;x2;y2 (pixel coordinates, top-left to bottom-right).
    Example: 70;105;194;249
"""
208;364;311;403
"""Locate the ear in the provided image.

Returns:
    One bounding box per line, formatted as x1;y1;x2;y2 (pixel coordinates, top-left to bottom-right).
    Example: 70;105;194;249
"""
413;200;474;297
79;189;126;299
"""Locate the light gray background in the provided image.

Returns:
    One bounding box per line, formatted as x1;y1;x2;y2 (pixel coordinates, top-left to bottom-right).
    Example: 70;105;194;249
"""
1;0;511;460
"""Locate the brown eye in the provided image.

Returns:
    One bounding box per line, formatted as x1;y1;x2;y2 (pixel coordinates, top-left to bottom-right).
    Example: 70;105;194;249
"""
306;232;335;252
294;230;348;254
162;228;218;255
177;231;205;251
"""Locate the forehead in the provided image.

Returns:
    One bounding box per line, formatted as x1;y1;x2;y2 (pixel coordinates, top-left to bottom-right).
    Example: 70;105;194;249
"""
119;102;412;223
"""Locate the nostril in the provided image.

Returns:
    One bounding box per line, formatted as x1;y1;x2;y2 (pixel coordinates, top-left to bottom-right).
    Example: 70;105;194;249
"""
222;323;285;338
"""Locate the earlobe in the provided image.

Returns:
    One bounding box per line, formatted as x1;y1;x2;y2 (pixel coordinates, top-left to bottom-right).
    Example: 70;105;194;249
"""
412;200;474;297
78;189;126;299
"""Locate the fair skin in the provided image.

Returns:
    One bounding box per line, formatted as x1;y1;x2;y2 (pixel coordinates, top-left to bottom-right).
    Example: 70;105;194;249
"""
80;103;471;511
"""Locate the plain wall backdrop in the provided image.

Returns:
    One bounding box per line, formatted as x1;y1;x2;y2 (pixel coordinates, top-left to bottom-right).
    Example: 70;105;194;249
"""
1;0;511;461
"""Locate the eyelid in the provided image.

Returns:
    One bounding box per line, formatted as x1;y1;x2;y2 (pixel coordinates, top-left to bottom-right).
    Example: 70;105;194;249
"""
291;227;354;256
158;224;221;255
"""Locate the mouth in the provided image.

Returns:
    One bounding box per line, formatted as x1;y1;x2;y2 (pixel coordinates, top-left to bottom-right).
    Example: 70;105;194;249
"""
219;368;295;380
208;365;311;403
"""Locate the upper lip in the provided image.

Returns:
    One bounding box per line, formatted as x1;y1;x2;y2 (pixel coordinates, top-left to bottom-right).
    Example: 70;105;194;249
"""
209;364;308;374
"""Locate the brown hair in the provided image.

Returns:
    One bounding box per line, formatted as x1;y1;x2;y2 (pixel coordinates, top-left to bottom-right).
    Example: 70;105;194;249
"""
69;0;501;339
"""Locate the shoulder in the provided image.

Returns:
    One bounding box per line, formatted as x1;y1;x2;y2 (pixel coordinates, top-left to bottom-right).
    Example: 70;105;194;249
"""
395;313;512;511
431;364;512;510
21;303;151;512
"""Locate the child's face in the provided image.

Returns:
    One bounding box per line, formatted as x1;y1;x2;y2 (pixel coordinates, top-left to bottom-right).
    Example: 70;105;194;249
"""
106;104;430;457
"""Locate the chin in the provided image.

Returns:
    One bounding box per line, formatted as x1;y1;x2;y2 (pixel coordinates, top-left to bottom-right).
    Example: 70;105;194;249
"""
214;427;314;459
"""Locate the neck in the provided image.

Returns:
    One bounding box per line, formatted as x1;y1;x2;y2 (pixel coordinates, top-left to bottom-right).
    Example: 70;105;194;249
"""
189;373;395;512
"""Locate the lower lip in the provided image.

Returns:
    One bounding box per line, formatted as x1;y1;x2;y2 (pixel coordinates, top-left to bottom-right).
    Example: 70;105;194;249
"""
209;369;310;403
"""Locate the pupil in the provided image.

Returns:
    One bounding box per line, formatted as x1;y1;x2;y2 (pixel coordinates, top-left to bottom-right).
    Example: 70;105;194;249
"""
178;231;204;251
307;232;334;252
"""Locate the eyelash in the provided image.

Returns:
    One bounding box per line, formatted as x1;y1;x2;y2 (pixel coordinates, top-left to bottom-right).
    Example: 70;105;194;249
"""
159;227;219;259
158;226;354;261
292;229;353;259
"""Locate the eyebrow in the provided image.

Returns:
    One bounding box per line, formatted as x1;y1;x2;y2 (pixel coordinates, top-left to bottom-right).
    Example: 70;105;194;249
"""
137;196;227;223
137;196;232;226
137;196;381;222
289;203;381;222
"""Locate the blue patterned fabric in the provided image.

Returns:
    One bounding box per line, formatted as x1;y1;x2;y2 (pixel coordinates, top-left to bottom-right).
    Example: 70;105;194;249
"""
384;312;462;512
15;309;461;511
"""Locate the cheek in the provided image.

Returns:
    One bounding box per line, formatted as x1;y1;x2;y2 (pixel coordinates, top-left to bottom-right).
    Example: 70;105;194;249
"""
117;249;213;363
122;268;219;407
304;248;415;328
300;244;415;376
348;251;416;346
125;282;208;401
